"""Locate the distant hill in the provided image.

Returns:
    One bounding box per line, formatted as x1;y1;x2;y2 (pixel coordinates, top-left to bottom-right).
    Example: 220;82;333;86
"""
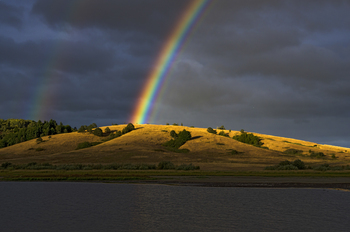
0;124;349;171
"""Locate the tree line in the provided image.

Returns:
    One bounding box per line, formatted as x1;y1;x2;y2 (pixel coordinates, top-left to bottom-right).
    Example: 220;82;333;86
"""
0;119;74;148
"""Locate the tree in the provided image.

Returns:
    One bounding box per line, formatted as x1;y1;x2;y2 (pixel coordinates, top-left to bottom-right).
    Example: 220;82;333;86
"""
207;127;217;134
93;128;103;137
170;130;178;138
64;125;72;133
87;125;94;133
218;125;225;130
78;125;86;132
122;123;135;134
218;131;229;137
232;132;263;147
91;123;98;128
163;129;192;149
105;127;111;133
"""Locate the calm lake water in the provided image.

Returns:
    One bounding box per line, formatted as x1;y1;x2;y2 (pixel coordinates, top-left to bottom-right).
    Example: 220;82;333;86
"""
0;182;349;232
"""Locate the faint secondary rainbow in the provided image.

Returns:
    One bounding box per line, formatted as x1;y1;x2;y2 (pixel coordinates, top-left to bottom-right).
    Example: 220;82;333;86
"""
130;0;211;124
27;1;78;121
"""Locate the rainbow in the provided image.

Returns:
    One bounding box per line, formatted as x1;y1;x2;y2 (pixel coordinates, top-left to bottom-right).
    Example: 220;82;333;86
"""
130;0;211;124
28;1;78;121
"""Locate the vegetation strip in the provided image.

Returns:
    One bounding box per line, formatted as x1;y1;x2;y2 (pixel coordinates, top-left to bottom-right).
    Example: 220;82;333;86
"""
1;170;350;182
0;161;199;171
265;159;350;171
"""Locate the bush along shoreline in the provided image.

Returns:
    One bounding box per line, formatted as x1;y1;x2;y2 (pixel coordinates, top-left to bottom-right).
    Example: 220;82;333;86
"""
265;159;350;171
0;161;200;171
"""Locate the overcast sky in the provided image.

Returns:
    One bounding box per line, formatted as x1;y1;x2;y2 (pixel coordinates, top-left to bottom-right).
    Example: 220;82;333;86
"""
1;0;350;147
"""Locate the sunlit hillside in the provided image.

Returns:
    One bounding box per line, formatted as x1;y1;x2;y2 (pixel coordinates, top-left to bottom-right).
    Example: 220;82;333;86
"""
0;124;349;171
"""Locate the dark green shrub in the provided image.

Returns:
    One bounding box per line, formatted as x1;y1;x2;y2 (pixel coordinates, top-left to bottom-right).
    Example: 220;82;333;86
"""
1;162;12;169
163;129;191;149
218;125;225;130
232;132;263;147
266;159;306;170
277;164;298;170
157;161;175;170
78;126;86;133
292;159;306;170
93;128;103;136
284;149;303;155
228;149;241;155
173;123;178;126
279;160;292;166
265;166;276;170
105;127;111;133
309;151;325;158
115;131;122;137
170;130;178;138
176;163;200;170
312;163;330;171
76;141;92;149
102;130;123;142
122;123;135;134
207;127;217;134
218;131;229;137
76;141;102;150
178;129;191;140
87;125;94;133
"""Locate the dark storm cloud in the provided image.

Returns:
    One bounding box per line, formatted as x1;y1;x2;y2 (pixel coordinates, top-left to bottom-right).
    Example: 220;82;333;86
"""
0;35;115;74
32;0;188;38
0;1;23;28
1;0;350;146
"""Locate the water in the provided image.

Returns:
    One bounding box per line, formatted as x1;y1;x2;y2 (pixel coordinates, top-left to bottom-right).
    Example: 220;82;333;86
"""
0;182;349;232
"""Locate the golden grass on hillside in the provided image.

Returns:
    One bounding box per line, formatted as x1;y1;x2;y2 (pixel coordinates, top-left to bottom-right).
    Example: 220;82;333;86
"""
0;124;349;171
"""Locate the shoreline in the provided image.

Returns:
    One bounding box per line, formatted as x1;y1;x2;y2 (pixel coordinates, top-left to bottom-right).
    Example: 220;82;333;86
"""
1;175;350;190
120;176;350;190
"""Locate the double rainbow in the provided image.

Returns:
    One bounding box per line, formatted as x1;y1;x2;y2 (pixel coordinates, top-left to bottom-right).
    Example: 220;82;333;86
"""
130;0;211;124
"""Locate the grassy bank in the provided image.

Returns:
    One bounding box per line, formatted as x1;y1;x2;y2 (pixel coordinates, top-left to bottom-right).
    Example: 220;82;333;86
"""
2;169;350;181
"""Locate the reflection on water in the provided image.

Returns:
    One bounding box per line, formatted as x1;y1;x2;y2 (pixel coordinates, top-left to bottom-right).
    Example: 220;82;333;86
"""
0;182;349;232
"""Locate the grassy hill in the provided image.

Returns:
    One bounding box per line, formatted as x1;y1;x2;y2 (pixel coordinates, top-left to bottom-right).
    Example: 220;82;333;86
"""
0;124;349;171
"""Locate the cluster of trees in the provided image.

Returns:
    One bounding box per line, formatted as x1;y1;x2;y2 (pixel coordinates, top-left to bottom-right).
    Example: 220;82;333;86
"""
232;132;264;147
163;129;192;151
78;123;98;133
0;119;74;148
78;123;135;138
76;123;136;150
207;127;264;147
207;127;217;134
103;123;135;141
